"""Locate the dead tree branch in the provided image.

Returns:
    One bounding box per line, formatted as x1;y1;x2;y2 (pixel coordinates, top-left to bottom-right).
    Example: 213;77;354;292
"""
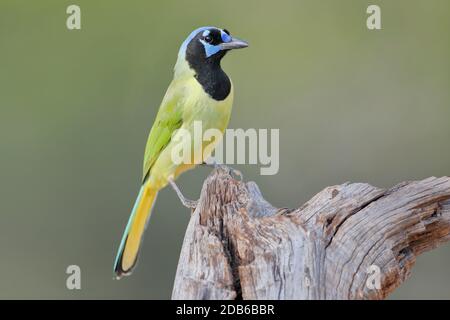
172;169;450;299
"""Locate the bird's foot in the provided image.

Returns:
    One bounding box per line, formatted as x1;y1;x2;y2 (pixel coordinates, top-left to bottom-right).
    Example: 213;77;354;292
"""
218;164;243;181
202;160;243;181
168;179;198;210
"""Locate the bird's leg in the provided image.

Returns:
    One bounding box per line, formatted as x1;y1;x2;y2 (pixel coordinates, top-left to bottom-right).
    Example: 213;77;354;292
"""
168;178;198;210
202;158;243;181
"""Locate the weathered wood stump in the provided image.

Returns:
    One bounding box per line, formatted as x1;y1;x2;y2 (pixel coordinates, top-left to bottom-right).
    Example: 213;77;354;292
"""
172;168;450;299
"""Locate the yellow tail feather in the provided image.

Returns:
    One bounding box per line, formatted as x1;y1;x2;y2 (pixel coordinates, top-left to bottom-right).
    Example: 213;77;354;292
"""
114;183;158;278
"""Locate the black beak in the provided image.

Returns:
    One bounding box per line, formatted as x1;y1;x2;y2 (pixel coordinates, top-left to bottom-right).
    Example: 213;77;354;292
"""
220;37;249;50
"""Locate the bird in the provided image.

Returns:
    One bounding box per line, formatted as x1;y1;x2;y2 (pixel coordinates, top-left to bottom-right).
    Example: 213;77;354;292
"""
114;26;248;278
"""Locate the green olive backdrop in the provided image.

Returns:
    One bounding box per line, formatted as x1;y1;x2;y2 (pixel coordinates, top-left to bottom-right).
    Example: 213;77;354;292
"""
0;0;449;299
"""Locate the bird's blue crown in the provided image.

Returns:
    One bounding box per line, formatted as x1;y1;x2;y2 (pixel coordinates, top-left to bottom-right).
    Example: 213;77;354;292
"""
179;26;232;58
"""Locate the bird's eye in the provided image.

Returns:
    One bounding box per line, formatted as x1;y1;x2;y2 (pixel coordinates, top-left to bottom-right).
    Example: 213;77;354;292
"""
204;35;213;43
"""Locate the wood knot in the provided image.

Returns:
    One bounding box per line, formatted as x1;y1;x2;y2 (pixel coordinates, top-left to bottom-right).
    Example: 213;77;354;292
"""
331;189;339;198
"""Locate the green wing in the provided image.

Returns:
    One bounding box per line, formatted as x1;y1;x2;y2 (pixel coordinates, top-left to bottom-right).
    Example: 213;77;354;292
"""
142;80;184;181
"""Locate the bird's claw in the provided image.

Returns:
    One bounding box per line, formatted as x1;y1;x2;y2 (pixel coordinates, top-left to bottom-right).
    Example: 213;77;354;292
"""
180;198;198;210
169;179;198;211
214;164;243;181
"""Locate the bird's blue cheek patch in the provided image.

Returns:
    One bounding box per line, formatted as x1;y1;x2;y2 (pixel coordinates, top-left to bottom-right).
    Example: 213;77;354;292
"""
221;32;232;43
200;40;221;58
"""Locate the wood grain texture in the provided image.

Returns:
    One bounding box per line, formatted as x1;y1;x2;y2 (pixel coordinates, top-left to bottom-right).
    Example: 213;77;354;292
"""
171;168;450;300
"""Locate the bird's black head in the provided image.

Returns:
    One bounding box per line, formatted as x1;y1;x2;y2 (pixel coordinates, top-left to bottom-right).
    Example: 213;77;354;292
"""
181;27;248;68
178;27;248;100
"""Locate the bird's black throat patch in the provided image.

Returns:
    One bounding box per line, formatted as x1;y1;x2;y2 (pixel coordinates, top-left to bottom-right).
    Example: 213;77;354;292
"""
185;33;231;101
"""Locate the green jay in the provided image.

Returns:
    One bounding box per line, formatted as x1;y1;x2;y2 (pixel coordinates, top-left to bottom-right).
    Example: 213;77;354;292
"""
114;26;248;278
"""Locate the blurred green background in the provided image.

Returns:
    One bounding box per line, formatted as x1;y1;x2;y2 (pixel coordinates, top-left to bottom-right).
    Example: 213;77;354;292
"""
0;0;449;299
